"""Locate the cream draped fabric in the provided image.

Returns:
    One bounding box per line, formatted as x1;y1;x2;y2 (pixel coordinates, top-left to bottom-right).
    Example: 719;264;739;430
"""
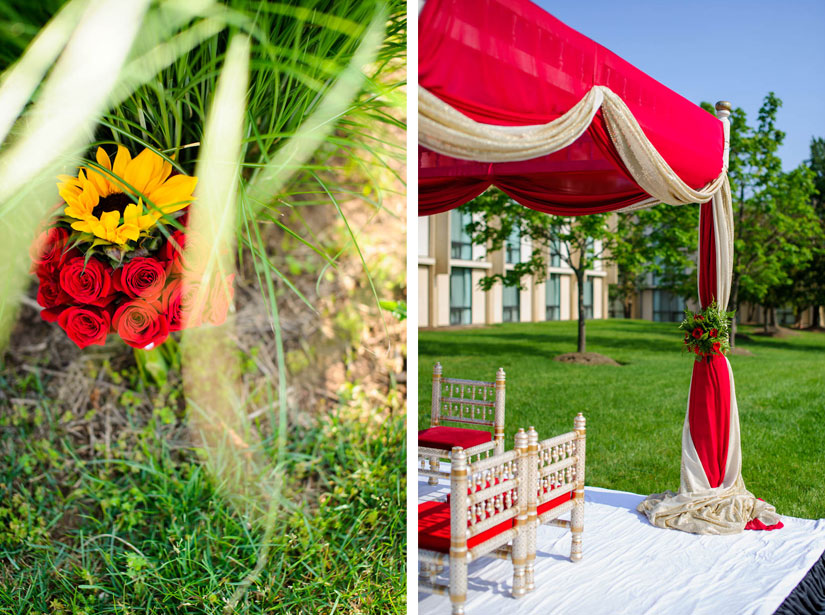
419;84;729;212
420;84;781;534
637;179;779;534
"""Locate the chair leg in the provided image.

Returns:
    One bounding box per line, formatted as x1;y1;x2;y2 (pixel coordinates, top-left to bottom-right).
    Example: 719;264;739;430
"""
525;529;536;592
511;532;527;598
570;497;584;562
428;456;440;486
449;556;467;615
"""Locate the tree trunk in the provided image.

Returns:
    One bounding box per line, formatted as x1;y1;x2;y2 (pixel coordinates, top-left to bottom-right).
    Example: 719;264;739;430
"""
576;268;586;353
763;305;772;334
623;298;632;319
812;306;822;329
728;274;741;349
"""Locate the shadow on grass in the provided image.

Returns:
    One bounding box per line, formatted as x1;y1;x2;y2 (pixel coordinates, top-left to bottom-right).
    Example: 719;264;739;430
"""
420;329;682;362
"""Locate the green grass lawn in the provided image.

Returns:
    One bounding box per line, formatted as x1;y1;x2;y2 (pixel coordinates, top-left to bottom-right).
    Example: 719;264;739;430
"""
0;367;405;614
419;319;825;520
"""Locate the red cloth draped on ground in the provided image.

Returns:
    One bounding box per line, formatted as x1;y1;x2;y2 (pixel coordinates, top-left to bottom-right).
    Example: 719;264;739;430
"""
418;0;724;215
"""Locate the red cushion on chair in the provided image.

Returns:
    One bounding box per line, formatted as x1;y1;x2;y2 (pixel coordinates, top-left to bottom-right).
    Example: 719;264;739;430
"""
538;489;575;516
418;426;492;451
418;500;514;554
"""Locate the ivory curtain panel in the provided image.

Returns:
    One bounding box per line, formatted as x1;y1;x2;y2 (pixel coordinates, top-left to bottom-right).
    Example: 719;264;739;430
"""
418;0;781;534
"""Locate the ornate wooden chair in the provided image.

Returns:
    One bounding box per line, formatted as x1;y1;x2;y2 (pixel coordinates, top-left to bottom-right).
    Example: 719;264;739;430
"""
523;414;586;591
418;362;505;485
418;430;533;615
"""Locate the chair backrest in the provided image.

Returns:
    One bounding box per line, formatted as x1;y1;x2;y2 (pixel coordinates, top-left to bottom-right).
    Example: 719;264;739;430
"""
527;413;586;523
449;429;529;560
431;362;506;451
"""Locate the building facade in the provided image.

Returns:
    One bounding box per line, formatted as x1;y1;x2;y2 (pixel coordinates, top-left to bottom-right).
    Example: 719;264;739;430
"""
418;211;609;328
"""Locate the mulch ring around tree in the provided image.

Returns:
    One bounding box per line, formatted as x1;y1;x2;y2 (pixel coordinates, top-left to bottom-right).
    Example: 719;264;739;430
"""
553;352;621;366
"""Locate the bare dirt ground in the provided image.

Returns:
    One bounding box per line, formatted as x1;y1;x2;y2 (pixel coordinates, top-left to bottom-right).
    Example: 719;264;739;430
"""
553;352;621;366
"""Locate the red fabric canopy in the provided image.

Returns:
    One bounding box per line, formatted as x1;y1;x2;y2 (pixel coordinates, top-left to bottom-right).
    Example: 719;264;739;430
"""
419;0;725;216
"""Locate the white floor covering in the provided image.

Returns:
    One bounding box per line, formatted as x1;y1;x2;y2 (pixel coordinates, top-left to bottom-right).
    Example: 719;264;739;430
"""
418;476;825;615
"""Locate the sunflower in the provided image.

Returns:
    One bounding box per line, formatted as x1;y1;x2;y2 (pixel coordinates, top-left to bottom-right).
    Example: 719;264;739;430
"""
58;146;197;246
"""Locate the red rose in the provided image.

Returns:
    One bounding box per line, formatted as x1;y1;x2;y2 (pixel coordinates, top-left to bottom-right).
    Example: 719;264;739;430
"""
696;315;704;321
30;227;69;268
694;346;701;355
115;257;167;300
692;327;703;339
59;257;113;304
710;328;718;338
160;230;187;263
204;274;234;326
161;281;187;331
56;306;110;349
113;299;169;349
712;342;722;354
37;274;70;308
168;230;209;275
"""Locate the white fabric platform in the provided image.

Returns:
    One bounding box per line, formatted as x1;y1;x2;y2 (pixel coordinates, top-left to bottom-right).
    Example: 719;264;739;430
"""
418;476;825;615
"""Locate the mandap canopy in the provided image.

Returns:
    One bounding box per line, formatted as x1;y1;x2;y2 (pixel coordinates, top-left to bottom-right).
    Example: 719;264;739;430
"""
418;0;782;534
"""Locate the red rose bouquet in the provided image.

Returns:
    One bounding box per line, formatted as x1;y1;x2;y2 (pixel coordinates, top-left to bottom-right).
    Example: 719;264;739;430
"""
678;300;734;361
30;146;234;350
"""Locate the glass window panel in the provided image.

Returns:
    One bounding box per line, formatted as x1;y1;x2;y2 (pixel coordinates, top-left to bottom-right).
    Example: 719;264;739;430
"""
502;284;520;322
545;273;560;320
583;276;594;320
449;267;472;325
505;225;521;264
450;210;473;260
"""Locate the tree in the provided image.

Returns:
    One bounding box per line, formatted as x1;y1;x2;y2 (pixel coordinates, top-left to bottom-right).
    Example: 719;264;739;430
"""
704;94;820;343
460;188;697;353
611;204;698;318
785;137;825;328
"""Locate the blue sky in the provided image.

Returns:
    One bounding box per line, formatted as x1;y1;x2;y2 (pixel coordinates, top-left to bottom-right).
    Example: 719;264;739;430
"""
536;0;825;171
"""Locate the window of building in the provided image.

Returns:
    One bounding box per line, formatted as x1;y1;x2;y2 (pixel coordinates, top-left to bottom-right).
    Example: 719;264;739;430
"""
502;284;520;322
549;237;562;268
608;296;626;319
505;225;521;264
652;290;684;322
449;267;472;325
776;306;795;326
450;209;473;260
582;276;594;319
546;273;561;320
418;217;430;257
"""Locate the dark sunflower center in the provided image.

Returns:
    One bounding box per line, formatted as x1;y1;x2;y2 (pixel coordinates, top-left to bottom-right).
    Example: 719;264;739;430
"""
92;192;133;219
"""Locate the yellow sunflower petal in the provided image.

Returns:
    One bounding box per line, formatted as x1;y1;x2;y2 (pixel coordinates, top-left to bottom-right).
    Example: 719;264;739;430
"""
122;202;141;223
138;213;160;230
96;147;112;171
58;185;82;201
143;157;173;194
71;220;94;233
124;148;163;195
57;174;82;186
78;181;100;211
111;145;132;191
86;166;110;199
147;174;197;213
100;210;120;231
64;203;92;219
117;223;140;243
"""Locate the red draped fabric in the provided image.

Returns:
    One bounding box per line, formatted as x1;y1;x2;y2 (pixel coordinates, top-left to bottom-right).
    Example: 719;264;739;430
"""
688;355;730;489
418;0;724;216
691;201;730;489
